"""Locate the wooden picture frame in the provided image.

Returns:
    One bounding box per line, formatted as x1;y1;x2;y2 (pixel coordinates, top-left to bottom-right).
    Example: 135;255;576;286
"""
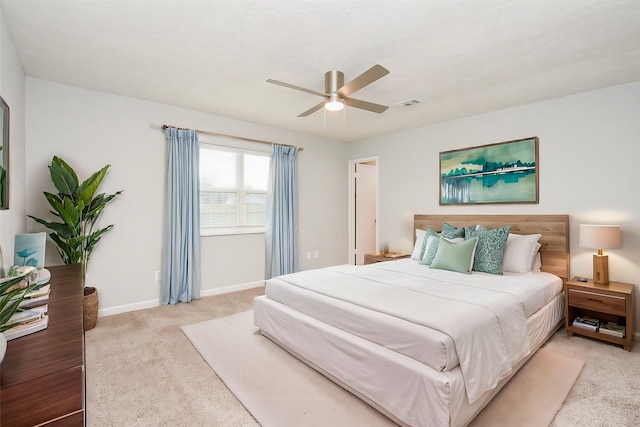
0;95;9;209
439;137;539;205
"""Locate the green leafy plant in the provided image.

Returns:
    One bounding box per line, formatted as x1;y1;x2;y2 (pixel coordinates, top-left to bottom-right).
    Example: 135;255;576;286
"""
28;156;123;278
0;274;38;333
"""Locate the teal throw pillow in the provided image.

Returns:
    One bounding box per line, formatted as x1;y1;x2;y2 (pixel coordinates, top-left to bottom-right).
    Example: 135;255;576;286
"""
419;228;440;261
442;223;465;239
464;224;487;238
430;237;479;273
420;235;440;265
468;225;512;275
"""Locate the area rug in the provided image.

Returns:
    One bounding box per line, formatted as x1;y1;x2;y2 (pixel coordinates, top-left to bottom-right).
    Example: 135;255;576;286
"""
182;310;584;427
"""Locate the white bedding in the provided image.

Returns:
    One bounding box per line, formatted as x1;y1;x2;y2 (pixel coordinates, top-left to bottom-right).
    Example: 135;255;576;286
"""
254;292;565;427
262;259;562;404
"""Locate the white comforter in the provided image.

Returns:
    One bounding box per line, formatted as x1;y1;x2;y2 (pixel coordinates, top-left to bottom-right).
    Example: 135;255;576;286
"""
264;259;562;404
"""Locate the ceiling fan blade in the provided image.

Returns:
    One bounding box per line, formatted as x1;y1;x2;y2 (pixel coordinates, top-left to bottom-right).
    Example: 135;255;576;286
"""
298;101;326;117
266;79;327;98
343;97;389;114
338;64;390;97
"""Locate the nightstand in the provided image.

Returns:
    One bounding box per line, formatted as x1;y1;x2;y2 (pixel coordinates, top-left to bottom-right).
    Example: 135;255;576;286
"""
565;277;635;351
363;253;410;265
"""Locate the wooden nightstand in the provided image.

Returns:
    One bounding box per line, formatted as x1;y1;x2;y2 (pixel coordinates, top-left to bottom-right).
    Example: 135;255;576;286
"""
565;277;635;351
363;253;410;265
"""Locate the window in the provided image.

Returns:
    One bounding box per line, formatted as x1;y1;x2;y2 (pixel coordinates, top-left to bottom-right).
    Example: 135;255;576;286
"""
200;144;270;235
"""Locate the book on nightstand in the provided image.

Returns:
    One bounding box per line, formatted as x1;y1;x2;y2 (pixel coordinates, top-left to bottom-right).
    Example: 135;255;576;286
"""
599;322;625;338
383;252;408;258
572;316;602;332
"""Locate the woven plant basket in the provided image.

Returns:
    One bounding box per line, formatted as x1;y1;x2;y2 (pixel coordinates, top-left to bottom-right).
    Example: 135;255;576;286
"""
84;286;99;331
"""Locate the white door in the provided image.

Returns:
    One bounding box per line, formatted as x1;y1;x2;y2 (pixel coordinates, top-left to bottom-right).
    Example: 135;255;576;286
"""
354;163;377;265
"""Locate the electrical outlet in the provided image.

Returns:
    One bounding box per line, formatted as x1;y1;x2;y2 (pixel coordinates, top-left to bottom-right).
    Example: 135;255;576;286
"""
314;251;319;259
155;271;161;282
306;252;311;260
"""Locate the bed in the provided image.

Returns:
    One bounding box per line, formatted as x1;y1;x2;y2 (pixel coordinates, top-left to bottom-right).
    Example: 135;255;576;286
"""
254;214;570;427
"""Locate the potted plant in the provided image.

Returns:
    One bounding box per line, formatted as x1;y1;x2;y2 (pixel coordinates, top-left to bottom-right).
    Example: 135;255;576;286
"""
0;272;38;362
28;156;122;330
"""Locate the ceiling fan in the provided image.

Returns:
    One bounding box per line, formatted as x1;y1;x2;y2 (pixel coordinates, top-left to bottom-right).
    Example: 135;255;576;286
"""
266;64;390;117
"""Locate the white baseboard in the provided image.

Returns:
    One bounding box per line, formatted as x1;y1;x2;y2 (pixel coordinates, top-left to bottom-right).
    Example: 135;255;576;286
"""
98;280;265;318
199;280;265;297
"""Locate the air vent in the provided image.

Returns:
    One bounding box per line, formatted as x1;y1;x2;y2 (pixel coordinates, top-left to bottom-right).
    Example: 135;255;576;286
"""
394;98;423;108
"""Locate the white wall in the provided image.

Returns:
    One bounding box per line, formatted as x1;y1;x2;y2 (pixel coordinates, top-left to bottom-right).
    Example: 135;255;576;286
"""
0;6;26;275
346;82;640;332
25;78;348;314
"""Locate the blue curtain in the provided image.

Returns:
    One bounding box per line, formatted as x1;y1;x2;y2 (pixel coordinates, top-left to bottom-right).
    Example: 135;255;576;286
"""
161;127;201;304
266;144;299;279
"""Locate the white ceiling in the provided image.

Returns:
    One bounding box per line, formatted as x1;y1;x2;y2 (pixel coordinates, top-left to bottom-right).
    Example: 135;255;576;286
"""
2;0;640;142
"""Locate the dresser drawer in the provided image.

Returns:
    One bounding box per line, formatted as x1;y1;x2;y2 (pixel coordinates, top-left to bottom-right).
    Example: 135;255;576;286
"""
1;366;84;426
568;288;626;316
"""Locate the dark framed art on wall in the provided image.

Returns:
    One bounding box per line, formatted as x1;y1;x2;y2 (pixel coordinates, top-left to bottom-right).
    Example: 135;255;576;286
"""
439;137;539;205
0;95;9;209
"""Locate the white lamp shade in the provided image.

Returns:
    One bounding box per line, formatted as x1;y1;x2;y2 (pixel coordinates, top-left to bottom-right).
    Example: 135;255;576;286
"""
579;224;621;250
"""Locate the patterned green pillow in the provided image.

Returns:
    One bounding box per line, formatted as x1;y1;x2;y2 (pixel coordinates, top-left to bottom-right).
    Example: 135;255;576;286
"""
442;223;465;239
419;228;440;261
420;235;440;265
468;225;512;275
464;224;487;238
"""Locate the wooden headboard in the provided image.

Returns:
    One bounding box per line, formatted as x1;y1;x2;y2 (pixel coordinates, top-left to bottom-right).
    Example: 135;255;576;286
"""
414;214;570;283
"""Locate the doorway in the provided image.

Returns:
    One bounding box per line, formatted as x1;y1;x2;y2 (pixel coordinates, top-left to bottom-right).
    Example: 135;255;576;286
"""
348;157;378;265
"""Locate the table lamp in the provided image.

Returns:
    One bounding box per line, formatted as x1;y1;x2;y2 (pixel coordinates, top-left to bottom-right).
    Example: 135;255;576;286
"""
579;224;621;285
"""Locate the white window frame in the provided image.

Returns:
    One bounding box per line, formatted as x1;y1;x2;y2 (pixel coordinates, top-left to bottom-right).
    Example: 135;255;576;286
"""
200;142;270;237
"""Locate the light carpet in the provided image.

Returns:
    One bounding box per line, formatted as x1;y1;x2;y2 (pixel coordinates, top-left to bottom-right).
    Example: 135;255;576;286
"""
182;310;584;427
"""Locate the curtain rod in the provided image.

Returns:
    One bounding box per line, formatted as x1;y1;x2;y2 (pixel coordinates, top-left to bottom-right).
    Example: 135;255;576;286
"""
161;125;303;151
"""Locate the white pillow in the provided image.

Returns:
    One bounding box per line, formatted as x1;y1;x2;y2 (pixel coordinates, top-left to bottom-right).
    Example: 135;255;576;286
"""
411;229;426;260
502;233;542;273
531;247;542;271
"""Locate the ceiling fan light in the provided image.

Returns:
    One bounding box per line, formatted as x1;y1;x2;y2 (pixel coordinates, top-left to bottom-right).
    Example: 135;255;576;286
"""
325;95;344;112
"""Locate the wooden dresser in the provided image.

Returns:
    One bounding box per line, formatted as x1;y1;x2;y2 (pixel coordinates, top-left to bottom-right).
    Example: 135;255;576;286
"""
1;264;85;426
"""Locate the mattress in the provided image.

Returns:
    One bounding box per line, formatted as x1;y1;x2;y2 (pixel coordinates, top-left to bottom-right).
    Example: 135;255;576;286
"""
254;259;563;425
254;291;564;427
262;259;562;403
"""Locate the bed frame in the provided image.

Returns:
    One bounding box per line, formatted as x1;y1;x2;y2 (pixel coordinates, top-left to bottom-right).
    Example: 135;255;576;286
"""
257;213;571;426
414;214;570;283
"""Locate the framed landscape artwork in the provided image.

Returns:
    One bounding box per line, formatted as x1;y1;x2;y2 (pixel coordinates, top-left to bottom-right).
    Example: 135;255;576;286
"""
439;137;539;205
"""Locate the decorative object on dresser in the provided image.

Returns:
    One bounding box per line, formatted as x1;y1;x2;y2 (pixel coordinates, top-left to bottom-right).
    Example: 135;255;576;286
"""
28;156;123;330
579;224;621;285
1;267;51;342
565;277;634;351
13;232;52;287
0;270;40;362
0;264;86;426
